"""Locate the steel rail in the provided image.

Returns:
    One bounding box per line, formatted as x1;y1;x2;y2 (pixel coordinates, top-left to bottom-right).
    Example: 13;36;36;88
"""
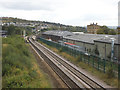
34;39;105;90
29;38;81;89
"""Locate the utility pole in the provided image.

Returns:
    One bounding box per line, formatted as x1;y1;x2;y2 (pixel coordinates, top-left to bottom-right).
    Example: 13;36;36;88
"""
23;30;26;39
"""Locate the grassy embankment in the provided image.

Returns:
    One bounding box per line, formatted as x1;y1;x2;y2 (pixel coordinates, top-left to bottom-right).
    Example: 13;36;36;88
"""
38;40;118;87
2;36;52;88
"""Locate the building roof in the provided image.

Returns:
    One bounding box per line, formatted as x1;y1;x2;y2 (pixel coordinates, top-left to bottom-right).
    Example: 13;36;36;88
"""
42;30;74;37
43;30;119;45
73;32;84;34
64;34;119;44
87;23;100;27
94;35;120;45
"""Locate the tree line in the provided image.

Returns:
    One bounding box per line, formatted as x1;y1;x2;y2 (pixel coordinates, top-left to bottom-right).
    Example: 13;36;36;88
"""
2;25;33;36
97;26;117;35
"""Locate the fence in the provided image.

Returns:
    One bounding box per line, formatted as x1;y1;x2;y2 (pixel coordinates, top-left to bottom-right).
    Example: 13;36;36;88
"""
38;37;118;74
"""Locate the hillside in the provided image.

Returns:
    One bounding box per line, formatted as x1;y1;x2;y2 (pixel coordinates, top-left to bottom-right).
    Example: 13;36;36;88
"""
2;36;52;88
2;17;86;32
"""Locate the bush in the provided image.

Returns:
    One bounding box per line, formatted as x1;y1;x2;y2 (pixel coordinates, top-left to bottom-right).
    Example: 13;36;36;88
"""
106;66;115;78
2;64;11;76
59;48;63;52
29;70;38;79
76;56;81;62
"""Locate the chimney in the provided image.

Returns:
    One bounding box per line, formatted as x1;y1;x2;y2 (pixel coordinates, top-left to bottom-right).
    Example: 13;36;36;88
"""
96;23;97;25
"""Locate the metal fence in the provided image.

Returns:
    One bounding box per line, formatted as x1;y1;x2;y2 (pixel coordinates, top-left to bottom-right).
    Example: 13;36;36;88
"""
38;37;118;74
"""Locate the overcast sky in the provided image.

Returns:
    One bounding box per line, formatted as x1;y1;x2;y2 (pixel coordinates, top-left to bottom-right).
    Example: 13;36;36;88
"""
0;0;119;26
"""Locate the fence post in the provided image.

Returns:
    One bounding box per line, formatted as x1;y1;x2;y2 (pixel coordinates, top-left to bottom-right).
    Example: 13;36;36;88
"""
93;56;94;68
84;54;85;63
79;53;81;61
81;53;83;61
103;59;106;73
88;55;90;65
98;57;100;71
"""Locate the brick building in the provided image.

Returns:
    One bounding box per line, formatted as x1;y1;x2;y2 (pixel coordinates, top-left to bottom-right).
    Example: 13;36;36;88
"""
87;23;100;34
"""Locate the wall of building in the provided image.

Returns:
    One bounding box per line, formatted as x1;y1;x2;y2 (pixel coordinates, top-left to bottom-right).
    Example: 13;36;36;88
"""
42;34;62;42
64;38;119;60
63;38;94;53
87;23;100;34
94;41;119;60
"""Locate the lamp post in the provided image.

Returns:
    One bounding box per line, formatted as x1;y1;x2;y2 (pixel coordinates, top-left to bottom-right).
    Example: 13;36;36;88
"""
111;38;115;62
110;38;115;67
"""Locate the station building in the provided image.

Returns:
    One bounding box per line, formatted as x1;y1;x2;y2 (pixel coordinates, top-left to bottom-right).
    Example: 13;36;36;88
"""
41;30;119;60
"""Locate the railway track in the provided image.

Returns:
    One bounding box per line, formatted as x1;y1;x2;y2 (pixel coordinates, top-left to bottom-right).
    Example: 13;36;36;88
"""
29;38;80;88
29;37;105;89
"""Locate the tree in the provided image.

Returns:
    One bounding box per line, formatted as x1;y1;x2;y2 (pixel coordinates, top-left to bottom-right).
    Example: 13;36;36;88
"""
101;26;110;34
97;29;104;34
2;25;32;36
7;25;16;35
97;25;110;34
108;29;116;35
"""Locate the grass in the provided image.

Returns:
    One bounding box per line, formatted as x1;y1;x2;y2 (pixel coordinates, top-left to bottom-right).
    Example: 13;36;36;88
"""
2;36;52;88
38;39;118;87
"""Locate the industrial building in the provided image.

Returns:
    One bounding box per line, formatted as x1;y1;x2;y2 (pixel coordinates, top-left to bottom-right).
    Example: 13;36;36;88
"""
41;30;119;60
42;30;74;42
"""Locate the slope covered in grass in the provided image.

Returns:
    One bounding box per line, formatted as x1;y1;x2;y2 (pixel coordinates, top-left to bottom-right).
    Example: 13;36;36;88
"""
2;36;52;88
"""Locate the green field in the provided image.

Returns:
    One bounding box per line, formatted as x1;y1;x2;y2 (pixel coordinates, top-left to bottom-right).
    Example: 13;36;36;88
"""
2;36;52;88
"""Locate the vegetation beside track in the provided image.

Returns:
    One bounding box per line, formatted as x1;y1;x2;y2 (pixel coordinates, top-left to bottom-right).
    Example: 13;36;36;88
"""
2;36;52;88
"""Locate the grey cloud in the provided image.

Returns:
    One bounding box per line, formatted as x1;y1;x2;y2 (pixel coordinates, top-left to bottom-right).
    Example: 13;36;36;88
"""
0;1;53;11
82;15;102;21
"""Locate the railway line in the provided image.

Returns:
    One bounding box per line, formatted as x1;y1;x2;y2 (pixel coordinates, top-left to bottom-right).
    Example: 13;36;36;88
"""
28;37;105;89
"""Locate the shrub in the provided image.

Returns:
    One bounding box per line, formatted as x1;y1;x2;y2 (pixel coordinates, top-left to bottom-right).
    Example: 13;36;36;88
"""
2;64;11;76
76;56;81;62
106;66;115;78
29;70;38;79
59;48;63;52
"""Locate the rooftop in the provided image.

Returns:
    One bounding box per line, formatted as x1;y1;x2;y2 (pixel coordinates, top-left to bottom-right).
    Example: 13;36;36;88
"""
43;30;119;44
94;35;120;45
64;34;119;44
42;30;74;37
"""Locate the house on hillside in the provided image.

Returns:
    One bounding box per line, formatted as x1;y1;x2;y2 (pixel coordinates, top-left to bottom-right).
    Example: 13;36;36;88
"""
87;23;100;34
